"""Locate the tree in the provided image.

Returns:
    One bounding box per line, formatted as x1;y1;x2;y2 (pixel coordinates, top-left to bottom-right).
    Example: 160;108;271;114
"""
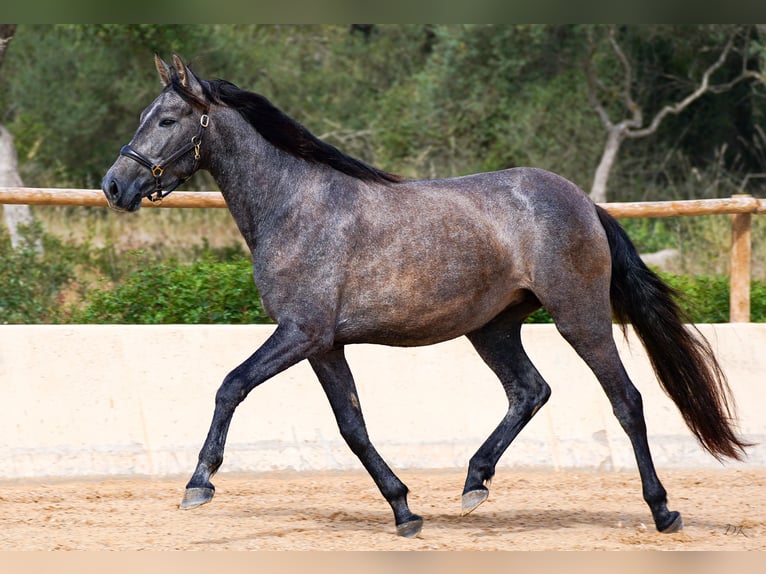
0;24;39;251
584;25;763;203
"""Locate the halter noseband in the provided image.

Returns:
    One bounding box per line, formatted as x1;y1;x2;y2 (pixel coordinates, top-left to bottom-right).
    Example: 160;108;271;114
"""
119;112;210;202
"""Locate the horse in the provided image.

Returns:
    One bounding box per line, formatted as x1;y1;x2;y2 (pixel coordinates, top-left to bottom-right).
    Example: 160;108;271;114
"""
102;54;749;538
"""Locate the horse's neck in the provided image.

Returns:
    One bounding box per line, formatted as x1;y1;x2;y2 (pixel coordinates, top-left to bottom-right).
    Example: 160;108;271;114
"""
205;109;310;250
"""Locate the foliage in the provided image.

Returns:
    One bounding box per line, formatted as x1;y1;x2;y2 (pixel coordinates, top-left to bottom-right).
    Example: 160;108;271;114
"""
662;272;765;323
658;272;731;323
2;24;765;196
0;223;75;323
525;272;766;324
72;255;272;324
0;222;268;325
0;25;221;188
63;265;766;325
1;223;762;325
2;25;766;326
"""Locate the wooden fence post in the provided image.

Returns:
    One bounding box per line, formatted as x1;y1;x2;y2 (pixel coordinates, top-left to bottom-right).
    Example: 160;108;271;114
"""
729;194;752;323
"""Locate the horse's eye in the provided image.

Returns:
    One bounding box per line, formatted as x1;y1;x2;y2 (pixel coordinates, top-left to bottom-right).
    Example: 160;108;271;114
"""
159;118;176;127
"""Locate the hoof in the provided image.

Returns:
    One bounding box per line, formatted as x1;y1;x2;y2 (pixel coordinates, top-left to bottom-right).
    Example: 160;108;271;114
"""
659;511;683;533
461;488;489;516
179;486;215;509
396;515;424;538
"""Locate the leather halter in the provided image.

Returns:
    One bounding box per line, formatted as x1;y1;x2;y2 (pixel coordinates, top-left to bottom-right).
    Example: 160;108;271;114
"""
119;112;210;202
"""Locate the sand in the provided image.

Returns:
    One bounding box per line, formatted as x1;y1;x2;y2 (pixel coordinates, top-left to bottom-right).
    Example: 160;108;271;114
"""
1;468;763;551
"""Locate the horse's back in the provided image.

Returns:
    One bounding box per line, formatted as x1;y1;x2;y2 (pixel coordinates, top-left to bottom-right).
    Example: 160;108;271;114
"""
332;167;610;346
407;166;608;265
424;166;597;223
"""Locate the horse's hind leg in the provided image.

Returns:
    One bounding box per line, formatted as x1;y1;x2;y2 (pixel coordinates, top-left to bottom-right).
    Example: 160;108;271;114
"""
309;347;423;538
462;309;552;515
550;300;683;533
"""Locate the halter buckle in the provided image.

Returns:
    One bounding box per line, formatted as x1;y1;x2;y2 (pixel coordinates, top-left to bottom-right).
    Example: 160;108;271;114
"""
151;165;164;178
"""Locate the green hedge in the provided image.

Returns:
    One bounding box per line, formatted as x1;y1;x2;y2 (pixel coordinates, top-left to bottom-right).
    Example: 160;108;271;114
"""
525;272;766;324
0;224;75;323
73;257;271;324
54;262;766;325
1;225;765;324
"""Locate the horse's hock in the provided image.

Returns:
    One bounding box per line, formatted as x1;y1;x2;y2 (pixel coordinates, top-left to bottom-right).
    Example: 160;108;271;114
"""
1;323;764;480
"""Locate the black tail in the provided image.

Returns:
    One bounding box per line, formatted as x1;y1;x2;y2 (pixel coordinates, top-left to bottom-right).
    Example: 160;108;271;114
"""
596;205;750;461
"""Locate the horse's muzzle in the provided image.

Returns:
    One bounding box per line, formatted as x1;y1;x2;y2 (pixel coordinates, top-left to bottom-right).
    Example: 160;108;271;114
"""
102;173;144;212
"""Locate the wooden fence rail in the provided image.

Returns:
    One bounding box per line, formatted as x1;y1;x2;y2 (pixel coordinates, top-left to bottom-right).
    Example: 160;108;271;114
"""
0;187;226;209
2;187;765;322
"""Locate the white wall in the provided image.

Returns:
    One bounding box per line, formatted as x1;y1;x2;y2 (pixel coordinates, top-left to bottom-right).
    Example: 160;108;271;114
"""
1;324;763;479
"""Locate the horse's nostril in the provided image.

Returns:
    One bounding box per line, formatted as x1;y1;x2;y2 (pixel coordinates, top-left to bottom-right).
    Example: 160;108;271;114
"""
109;180;120;199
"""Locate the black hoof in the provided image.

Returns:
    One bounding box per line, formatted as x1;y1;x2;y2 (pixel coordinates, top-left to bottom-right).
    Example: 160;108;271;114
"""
657;512;684;534
179;486;215;509
658;511;683;533
396;515;424;538
461;487;489;516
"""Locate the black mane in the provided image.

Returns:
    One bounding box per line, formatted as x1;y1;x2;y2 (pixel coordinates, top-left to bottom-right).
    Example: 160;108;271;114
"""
173;75;400;184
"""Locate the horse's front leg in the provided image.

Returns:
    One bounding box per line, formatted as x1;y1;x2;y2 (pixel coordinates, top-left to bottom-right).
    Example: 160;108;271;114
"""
180;320;330;509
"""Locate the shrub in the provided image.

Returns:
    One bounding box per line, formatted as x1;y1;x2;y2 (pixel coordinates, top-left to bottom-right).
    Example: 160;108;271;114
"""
73;256;272;324
525;272;766;324
3;223;764;325
0;223;75;323
659;272;731;323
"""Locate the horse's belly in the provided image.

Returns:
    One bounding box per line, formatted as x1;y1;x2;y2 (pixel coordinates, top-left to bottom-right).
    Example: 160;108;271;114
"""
334;279;525;347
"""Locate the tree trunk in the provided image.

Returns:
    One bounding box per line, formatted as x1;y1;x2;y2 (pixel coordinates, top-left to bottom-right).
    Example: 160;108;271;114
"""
1;125;40;251
0;24;42;252
590;126;625;204
585;27;750;203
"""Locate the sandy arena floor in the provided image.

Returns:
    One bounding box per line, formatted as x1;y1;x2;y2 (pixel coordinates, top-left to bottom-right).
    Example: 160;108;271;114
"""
0;468;763;551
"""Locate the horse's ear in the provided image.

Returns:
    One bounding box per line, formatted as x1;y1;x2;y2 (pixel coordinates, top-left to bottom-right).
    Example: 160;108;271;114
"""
172;54;189;87
154;53;172;87
172;53;204;97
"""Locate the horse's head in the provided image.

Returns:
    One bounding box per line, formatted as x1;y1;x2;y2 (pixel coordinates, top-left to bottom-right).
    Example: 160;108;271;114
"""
102;54;210;212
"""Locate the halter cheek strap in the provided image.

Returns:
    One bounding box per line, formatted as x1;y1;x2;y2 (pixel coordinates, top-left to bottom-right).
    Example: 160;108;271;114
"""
120;112;210;202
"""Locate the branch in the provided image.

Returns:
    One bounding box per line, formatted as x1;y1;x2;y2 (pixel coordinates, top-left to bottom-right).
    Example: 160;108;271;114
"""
607;26;642;129
708;28;766;90
584;40;614;130
0;24;17;70
625;33;736;139
708;69;766;93
583;26;758;202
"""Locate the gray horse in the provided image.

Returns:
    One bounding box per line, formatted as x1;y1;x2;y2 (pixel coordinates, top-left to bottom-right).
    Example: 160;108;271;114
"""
102;54;748;538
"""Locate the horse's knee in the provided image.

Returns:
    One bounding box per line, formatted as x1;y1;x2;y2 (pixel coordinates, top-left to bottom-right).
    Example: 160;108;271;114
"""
508;375;551;418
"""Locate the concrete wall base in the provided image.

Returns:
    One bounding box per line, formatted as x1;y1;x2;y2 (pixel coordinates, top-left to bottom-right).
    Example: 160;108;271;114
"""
1;324;763;479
